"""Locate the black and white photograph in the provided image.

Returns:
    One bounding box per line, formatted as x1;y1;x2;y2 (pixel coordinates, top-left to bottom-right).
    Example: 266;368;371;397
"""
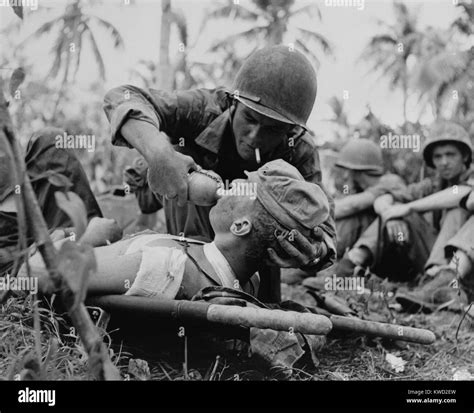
0;0;473;409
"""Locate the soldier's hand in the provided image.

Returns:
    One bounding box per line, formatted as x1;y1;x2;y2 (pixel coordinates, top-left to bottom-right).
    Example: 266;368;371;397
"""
147;148;201;207
466;190;474;211
385;219;410;244
267;228;323;269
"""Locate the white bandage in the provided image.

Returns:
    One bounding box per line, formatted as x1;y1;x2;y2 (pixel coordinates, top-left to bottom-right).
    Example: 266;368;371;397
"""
125;246;186;299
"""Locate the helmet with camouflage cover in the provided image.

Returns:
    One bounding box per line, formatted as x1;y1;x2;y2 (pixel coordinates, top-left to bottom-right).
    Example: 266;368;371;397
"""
232;45;317;129
335;138;384;175
423;121;473;168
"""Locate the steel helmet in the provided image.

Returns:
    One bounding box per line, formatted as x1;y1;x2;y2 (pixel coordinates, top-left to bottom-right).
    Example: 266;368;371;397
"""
232;45;317;129
335;138;384;175
423;121;473;168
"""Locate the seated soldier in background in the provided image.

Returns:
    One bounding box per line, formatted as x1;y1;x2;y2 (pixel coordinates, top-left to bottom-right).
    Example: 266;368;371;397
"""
0;128;107;277
333;138;406;259
27;160;330;300
394;187;474;312
342;121;473;311
281;138;406;284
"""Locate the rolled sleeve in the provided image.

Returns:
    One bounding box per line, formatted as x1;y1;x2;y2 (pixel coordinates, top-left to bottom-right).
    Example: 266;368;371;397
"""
104;85;166;147
104;86;227;148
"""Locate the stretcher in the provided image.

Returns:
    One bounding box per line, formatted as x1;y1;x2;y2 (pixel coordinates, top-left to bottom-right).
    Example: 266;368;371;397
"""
84;292;436;345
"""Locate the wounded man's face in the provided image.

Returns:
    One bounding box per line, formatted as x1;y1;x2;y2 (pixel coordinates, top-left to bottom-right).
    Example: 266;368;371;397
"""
210;179;256;234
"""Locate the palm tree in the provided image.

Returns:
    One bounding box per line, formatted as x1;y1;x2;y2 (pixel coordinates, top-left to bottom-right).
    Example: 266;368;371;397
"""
132;2;196;90
158;0;173;91
198;0;333;69
410;30;470;118
410;1;474;121
323;96;350;144
27;0;123;85
360;1;423;124
130;60;159;89
452;0;474;36
24;0;124;118
326;96;349;129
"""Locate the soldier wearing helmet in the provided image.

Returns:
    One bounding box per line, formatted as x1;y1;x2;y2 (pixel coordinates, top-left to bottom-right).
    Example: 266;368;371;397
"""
328;138;406;259
337;120;473;313
103;46;336;301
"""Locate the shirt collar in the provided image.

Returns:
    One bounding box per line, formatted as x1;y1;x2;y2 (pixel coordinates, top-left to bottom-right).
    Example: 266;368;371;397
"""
460;165;474;183
202;242;239;289
195;110;232;154
438;165;474;188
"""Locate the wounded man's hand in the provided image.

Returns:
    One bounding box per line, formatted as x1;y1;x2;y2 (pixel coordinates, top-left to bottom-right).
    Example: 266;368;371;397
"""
81;217;123;247
266;227;325;269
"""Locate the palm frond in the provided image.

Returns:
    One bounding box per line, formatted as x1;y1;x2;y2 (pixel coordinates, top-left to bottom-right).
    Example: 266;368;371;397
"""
206;0;259;21
296;27;333;55
367;34;397;47
83;23;106;80
194;0;260;48
32;16;64;36
170;9;188;46
17;16;63;48
72;25;85;80
326;96;348;126
209;26;265;52
294;38;320;68
90;16;124;49
393;1;418;35
49;32;67;79
412;50;469;94
290;4;321;21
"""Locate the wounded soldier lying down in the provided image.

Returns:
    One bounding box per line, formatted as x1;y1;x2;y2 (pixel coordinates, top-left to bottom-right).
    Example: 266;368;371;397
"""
29;160;330;301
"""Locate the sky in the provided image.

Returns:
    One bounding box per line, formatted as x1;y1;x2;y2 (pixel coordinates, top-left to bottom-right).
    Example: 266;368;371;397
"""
0;0;466;140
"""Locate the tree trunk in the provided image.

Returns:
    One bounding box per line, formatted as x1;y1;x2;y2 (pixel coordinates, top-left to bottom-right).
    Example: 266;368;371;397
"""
402;64;408;124
268;19;284;46
158;0;173;91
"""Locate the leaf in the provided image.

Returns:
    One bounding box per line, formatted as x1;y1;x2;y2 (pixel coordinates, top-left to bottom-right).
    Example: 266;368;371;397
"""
385;353;406;373
9;67;25;97
57;241;97;311
11;5;23;20
452;367;473;381
54;191;88;240
128;359;151;381
42;338;59;370
328;371;349;380
47;171;72;189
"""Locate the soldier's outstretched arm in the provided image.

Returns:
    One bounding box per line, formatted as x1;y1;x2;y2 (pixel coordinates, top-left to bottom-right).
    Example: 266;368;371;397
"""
120;120;199;206
103;86;201;206
335;192;377;219
382;185;472;222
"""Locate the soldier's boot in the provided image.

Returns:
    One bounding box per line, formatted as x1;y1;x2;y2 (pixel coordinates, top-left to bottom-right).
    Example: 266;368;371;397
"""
395;267;468;313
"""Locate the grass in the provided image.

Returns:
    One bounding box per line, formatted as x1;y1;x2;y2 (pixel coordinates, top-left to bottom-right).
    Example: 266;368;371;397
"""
0;289;472;381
